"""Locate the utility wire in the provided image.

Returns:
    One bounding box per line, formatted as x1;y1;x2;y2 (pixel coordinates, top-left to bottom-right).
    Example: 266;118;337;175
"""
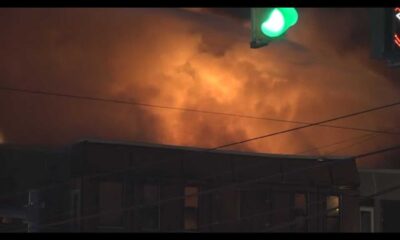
188;179;400;232
210;100;400;150
297;132;377;155
9;193;330;233
19;145;400;230
326;133;379;155
1;86;399;230
263;206;339;232
0;86;398;203
264;180;400;232
180;174;400;232
201;125;400;186
201;129;399;182
24;155;400;233
354;145;400;159
0;132;383;208
0;125;392;206
16;132;387;229
1;138;397;232
0;87;398;202
363;182;400;199
2;130;400;230
184;197;328;232
0;104;393;205
11;144;400;232
0;85;399;136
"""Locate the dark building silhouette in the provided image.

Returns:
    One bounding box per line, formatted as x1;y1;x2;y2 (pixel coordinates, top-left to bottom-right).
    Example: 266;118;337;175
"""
0;140;360;232
359;169;400;232
0;144;68;232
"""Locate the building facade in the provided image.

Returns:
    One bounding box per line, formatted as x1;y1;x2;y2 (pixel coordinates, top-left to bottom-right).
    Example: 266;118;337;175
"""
359;169;400;232
0;140;361;232
0;144;69;232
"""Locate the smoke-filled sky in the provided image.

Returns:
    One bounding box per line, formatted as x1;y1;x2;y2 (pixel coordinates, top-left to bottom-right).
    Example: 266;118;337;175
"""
0;8;400;168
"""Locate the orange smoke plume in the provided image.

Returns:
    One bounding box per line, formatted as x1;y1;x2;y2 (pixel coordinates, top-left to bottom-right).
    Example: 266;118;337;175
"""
0;8;399;168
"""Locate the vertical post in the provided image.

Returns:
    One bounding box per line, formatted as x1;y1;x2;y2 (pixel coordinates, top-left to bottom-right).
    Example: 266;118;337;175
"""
70;188;81;232
370;8;386;59
250;8;256;47
27;189;41;232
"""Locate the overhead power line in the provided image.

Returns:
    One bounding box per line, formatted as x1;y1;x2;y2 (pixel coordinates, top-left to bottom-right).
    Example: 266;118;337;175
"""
4;131;384;228
326;133;379;155
263;206;339;232
25;172;400;233
0;85;399;136
298;132;376;155
266;180;400;232
0;92;398;214
201;131;395;182
189;197;327;232
211;100;400;150
1;86;400;230
21;132;392;226
355;144;400;159
10;143;400;232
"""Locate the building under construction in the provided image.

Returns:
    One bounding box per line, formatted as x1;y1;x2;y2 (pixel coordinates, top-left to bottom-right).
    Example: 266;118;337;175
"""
0;140;360;232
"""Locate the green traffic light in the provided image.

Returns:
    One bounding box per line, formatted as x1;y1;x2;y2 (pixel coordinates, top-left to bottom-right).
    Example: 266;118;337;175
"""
260;8;298;38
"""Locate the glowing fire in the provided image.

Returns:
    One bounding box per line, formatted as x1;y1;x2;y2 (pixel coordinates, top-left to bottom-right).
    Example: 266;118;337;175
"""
0;8;399;169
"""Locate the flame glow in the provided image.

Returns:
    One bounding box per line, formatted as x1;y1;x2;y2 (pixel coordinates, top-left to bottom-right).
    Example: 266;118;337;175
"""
0;8;399;168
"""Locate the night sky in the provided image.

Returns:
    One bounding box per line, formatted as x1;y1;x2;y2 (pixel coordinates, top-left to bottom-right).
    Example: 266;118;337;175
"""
0;8;399;168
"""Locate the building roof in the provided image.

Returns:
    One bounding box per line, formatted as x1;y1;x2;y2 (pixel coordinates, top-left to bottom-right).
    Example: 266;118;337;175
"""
359;168;400;174
75;138;353;162
0;143;65;155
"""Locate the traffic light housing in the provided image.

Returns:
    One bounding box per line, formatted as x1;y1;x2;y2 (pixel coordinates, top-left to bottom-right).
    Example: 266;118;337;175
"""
251;8;299;48
371;8;400;67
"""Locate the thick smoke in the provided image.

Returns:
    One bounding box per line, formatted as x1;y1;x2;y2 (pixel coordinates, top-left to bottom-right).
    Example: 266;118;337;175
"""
0;8;399;168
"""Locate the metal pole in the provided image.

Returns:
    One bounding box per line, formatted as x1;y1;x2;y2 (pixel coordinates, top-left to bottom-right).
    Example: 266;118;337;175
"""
27;189;41;232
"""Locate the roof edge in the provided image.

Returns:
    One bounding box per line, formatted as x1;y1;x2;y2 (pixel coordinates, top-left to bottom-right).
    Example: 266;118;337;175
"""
75;138;353;161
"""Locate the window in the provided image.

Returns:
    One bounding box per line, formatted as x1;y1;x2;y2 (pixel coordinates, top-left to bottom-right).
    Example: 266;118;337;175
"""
185;186;199;208
184;186;199;231
272;191;292;231
240;189;271;231
98;181;123;227
292;193;307;232
294;193;307;212
326;195;340;232
140;184;160;231
326;196;339;216
360;207;374;232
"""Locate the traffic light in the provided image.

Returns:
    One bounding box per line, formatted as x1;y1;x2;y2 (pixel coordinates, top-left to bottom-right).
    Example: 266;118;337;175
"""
391;8;400;59
371;8;400;67
250;8;299;48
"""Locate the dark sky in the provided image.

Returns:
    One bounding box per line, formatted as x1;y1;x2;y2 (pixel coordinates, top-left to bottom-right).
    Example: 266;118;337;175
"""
0;8;399;168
